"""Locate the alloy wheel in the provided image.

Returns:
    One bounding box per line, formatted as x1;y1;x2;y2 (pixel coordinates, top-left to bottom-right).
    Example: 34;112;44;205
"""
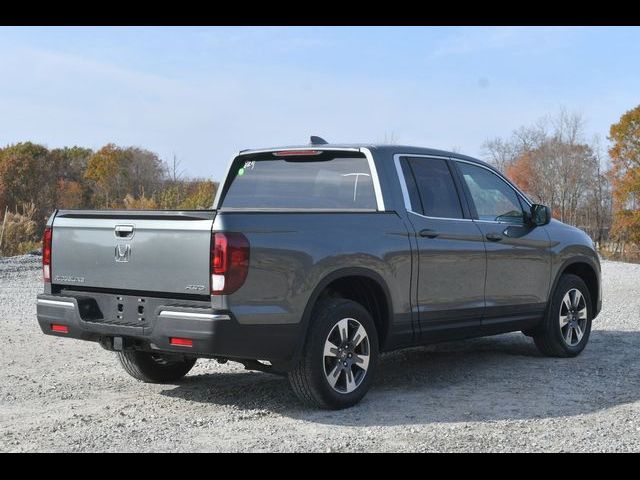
322;318;371;394
559;288;588;347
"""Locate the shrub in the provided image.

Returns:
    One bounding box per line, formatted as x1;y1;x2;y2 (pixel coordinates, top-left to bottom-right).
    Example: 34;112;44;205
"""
0;203;40;257
123;193;158;210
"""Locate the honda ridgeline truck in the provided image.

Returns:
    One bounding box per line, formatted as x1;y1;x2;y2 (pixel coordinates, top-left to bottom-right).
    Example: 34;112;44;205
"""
37;140;602;409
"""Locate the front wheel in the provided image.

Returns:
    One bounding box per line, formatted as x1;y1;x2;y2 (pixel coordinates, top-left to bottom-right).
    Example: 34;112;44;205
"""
533;274;592;357
117;351;197;383
288;298;379;409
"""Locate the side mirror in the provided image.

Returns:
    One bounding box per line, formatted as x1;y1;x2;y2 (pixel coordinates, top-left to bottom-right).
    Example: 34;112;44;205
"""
530;204;551;226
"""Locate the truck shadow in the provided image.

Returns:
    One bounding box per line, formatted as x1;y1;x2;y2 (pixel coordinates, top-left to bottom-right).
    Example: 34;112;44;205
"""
160;329;640;426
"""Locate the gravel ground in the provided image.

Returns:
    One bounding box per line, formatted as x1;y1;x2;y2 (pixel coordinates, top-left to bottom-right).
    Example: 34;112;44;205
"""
1;255;639;452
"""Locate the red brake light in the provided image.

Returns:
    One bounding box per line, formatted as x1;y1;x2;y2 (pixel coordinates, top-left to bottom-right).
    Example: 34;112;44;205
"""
51;324;68;333
212;233;228;274
43;227;52;283
211;232;249;295
170;337;193;347
273;150;322;157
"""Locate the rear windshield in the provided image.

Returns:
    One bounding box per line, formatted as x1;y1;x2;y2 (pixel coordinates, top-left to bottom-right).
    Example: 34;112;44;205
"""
220;152;377;210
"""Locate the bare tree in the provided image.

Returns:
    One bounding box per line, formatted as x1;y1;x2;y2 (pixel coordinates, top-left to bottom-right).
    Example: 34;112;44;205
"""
170;153;185;183
483;123;547;173
128;148;167;199
512;122;547;151
379;132;399;145
551;108;585;146
580;135;612;245
488;110;612;238
482;137;518;172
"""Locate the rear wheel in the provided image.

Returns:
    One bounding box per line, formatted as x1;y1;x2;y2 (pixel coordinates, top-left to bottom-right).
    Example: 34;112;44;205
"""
117;351;196;383
533;274;592;357
288;298;379;409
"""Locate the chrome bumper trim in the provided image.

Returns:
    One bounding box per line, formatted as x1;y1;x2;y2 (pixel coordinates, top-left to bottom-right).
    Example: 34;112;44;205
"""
37;299;75;308
158;311;230;321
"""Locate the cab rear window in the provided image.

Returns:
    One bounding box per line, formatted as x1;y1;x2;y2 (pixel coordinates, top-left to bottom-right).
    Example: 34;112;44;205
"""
220;152;377;210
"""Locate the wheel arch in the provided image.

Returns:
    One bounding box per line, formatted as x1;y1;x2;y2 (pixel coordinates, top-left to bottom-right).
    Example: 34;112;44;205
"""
291;267;394;366
550;257;600;319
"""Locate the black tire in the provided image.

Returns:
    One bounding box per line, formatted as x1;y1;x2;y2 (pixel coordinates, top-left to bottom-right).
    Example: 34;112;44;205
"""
117;351;197;383
533;274;592;357
288;298;379;410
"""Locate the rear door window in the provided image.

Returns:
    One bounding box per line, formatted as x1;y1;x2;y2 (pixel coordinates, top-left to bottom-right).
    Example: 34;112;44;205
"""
401;157;464;219
221;152;377;210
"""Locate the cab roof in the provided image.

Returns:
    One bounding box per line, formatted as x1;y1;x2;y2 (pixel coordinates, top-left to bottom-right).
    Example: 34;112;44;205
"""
239;143;495;171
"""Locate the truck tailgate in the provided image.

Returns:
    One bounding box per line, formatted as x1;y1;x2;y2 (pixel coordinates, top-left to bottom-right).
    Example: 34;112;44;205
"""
51;210;215;296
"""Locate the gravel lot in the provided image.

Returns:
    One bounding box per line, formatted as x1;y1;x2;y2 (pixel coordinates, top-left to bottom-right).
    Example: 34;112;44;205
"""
1;255;639;452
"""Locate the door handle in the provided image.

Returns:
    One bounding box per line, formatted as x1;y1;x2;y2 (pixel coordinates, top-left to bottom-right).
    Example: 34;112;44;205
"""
419;229;439;239
115;225;135;239
485;232;503;242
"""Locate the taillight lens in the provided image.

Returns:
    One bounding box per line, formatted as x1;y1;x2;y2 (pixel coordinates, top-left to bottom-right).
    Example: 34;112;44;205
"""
43;227;52;283
211;232;249;295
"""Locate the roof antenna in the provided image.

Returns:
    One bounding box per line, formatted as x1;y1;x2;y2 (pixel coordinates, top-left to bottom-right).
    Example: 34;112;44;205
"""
310;136;329;145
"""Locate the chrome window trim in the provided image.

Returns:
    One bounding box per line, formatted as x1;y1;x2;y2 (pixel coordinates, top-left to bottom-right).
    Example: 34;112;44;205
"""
214;147;385;212
474;219;525;225
408;210;473;222
393;154;413;212
393;153;471;222
359;147;385;211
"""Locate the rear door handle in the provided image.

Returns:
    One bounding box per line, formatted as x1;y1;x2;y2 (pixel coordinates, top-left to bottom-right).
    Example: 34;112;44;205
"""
485;232;503;242
419;229;439;239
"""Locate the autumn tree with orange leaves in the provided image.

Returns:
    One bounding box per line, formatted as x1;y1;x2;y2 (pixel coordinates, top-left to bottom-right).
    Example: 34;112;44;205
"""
608;105;640;246
0;142;218;256
485;110;610;242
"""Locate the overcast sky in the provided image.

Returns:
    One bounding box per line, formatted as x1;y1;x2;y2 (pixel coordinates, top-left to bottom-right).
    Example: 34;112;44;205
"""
1;26;638;179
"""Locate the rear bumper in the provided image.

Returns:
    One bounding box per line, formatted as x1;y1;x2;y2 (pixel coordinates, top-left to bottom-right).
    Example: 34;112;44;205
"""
36;293;299;363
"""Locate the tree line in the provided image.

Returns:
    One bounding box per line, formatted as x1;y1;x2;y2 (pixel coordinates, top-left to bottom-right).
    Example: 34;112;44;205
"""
483;106;640;261
0;143;217;256
0;105;639;260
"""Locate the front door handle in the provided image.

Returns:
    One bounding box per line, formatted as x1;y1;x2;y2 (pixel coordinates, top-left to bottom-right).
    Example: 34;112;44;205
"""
419;229;439;239
485;232;503;242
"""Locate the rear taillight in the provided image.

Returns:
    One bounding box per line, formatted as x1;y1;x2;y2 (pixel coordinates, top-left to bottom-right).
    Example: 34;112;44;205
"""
211;232;249;295
43;227;52;283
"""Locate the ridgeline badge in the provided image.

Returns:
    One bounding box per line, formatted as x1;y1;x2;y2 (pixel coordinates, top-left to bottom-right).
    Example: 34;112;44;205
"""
54;275;85;283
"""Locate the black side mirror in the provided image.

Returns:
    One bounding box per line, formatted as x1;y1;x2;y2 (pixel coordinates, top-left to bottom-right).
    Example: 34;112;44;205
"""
530;204;551;226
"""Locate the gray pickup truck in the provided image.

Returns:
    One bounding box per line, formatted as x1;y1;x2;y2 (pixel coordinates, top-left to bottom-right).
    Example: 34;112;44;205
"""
37;140;602;409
